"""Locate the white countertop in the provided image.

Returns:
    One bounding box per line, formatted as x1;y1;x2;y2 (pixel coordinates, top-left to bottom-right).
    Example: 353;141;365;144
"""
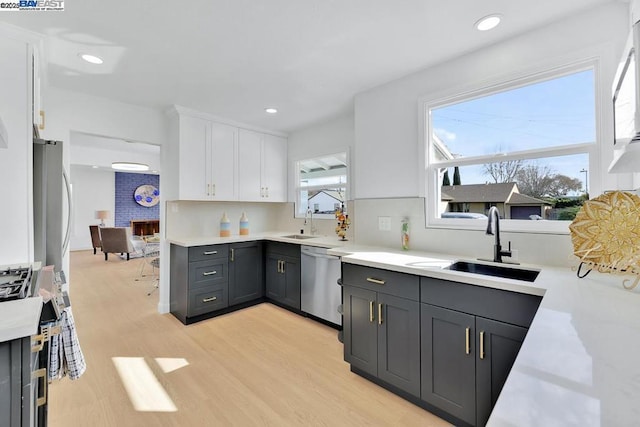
168;231;351;249
0;296;43;342
330;245;640;426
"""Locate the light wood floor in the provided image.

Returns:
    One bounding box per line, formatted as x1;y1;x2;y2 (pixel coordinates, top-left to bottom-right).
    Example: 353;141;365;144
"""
49;250;449;427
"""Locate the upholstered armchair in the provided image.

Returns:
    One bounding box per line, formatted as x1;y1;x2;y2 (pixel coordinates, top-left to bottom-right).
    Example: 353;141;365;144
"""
100;227;135;261
89;225;102;255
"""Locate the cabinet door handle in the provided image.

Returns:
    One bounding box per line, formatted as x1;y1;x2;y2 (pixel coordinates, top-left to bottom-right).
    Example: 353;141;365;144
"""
366;277;385;285
378;303;383;325
31;333;45;353
230;248;234;262
32;368;47;407
207;183;210;196
202;271;217;276
276;260;281;273
39;110;45;130
465;327;471;355
265;186;269;197
369;301;375;322
203;251;218;255
212;183;216;196
202;296;217;303
281;260;285;274
479;331;485;360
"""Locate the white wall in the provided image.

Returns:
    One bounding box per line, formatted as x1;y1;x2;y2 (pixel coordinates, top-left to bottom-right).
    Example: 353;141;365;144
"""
43;87;169;309
0;34;32;265
166;201;285;238
69;166;115;251
354;3;629;200
353;198;574;267
342;3;630;266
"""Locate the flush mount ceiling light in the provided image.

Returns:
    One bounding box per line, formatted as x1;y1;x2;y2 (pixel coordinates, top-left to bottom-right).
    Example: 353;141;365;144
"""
112;162;149;172
475;14;502;31
79;53;104;64
265;107;278;114
92;165;99;169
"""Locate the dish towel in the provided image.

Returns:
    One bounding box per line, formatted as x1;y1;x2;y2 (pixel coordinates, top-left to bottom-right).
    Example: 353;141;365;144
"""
48;306;87;381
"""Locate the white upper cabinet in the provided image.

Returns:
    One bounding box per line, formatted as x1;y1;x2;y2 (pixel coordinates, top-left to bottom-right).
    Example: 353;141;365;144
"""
238;129;287;202
238;129;263;201
262;134;287;202
178;114;238;201
173;108;286;202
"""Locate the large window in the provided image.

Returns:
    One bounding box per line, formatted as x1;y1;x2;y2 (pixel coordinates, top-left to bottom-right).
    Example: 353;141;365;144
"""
295;152;348;219
426;64;597;232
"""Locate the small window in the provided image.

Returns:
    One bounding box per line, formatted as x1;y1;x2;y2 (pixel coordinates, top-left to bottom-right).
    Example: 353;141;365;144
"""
295;152;348;219
427;65;596;230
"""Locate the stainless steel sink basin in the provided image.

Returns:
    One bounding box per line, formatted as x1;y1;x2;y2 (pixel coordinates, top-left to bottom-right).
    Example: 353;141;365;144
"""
282;234;317;240
446;261;540;282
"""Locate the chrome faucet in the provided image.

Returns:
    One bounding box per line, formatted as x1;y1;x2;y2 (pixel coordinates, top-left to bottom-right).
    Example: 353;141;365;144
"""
304;208;317;235
486;206;512;263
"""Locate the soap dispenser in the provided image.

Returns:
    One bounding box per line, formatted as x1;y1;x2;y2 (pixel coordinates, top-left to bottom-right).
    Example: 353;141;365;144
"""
239;212;249;235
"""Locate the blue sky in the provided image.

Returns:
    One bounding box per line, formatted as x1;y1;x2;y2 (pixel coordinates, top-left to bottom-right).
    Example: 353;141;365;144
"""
432;69;594;190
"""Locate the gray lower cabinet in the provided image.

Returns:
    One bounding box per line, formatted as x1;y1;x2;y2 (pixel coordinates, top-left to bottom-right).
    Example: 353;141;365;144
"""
170;243;229;324
0;335;41;427
265;242;301;310
228;241;264;305
342;264;420;398
421;276;538;426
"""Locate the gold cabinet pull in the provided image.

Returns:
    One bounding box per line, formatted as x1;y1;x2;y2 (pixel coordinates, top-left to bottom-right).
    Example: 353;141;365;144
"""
465;327;471;355
480;331;485;360
32;368;47;406
265;187;269;198
203;250;218;255
207;183;210;196
39;110;45;130
202;271;217;276
378;303;383;325
230;248;234;262
31;334;45;353
366;277;385;285
280;260;285;274
202;296;217;303
212;184;216;196
277;260;281;273
369;301;375;322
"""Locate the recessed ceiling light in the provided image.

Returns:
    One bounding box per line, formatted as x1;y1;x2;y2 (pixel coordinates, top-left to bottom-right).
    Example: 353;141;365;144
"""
79;53;104;64
92;165;99;169
475;14;502;31
112;162;149;172
265;108;278;114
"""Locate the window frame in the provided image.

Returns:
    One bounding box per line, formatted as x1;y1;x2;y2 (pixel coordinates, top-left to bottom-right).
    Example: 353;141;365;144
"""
422;60;601;234
293;150;350;220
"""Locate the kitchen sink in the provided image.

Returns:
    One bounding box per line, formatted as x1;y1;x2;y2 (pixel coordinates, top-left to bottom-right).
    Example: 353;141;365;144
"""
446;261;540;282
282;234;317;240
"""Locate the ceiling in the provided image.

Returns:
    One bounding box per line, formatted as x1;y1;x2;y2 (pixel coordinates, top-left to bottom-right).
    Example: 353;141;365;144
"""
0;0;622;134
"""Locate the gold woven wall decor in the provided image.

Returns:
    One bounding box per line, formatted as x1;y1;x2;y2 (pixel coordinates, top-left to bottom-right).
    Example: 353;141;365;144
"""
569;191;640;290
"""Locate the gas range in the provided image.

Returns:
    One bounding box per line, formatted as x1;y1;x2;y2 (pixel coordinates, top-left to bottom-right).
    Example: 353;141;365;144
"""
0;266;32;300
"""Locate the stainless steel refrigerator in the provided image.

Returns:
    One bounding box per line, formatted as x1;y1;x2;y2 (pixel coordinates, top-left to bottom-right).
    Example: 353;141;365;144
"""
33;138;71;276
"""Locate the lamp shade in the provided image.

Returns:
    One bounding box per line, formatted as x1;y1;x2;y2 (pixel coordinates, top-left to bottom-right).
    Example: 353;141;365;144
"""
96;210;110;220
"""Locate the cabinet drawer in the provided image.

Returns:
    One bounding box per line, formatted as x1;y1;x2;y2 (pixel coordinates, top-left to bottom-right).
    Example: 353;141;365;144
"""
420;277;541;328
342;263;419;300
189;259;228;289
188;244;228;262
266;242;300;259
188;284;228;317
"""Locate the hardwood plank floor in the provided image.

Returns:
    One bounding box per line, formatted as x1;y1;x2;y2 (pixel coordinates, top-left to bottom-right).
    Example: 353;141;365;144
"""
49;250;450;426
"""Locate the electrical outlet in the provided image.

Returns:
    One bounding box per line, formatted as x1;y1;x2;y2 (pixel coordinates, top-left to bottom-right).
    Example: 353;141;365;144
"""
378;216;391;231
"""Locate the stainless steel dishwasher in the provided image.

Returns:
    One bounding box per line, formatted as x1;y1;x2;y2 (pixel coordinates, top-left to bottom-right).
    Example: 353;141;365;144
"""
301;245;341;327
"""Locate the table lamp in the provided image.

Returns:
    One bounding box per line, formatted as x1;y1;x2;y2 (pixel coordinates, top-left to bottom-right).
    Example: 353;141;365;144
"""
96;210;110;227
